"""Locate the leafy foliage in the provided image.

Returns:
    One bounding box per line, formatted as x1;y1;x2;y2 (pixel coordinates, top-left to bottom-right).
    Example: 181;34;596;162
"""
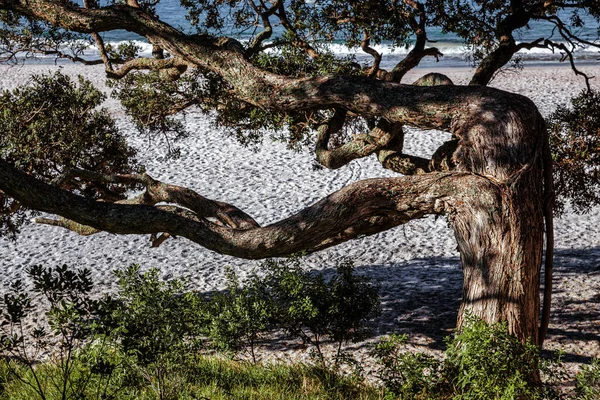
179;0;416;49
443;314;541;399
251;38;360;78
0;71;140;237
2;263;600;398
548;89;600;214
205;258;380;366
205;266;275;361
0;11;91;64
0;265;127;399
0;261;381;399
371;314;544;399
102;264;204;365
576;358;600;400
370;333;441;398
107;69;207;157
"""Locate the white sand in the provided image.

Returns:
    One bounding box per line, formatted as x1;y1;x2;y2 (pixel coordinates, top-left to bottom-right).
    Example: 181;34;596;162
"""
0;63;599;373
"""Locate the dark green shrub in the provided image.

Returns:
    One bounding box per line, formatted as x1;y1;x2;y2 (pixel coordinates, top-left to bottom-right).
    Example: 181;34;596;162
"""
98;265;208;400
103;264;204;365
443;314;541;400
0;261;383;399
576;358;600;400
205;267;275;362
548;89;600;214
369;333;442;399
270;258;380;366
0;265;127;400
0;71;140;238
206;258;380;368
372;314;544;400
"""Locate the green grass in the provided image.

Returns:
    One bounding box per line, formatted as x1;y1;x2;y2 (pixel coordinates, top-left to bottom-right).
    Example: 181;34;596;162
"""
0;355;384;400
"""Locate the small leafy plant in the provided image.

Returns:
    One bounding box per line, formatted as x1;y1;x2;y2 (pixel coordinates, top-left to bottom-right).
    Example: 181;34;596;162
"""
205;258;380;368
371;314;545;400
96;264;207;400
443;314;541;400
370;333;442;399
0;265;126;399
575;358;600;400
205;266;275;362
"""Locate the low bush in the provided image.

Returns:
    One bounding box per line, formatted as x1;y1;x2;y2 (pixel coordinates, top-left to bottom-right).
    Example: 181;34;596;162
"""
443;315;541;400
371;314;547;399
576;358;600;400
0;265;129;399
206;258;380;367
205;266;276;362
0;259;381;398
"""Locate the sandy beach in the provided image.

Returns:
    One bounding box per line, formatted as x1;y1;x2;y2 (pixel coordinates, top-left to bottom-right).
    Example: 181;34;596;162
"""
0;62;599;378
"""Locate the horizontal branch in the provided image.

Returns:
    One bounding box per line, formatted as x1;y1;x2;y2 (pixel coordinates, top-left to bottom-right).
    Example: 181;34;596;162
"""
106;57;191;79
316;117;402;170
55;168;260;230
377;151;430;175
0;158;489;259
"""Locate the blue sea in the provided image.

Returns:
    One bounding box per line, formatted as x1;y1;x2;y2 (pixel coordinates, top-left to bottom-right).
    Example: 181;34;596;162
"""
54;1;600;68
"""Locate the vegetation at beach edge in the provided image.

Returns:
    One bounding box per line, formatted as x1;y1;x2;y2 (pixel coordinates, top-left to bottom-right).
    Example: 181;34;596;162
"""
1;261;599;400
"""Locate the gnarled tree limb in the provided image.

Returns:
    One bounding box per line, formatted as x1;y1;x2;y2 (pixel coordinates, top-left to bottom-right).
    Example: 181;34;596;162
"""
47;168;260;231
388;0;442;82
0;157;490;258
106;57;190;79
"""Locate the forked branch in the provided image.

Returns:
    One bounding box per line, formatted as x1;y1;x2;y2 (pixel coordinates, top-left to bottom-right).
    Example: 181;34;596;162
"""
79;168;256;227
388;0;442;82
0;158;488;258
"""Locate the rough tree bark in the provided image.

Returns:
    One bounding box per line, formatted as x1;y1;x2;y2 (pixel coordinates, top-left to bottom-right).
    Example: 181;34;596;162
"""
0;0;551;345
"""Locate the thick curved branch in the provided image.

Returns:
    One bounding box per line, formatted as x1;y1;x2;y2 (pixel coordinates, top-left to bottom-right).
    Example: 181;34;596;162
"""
0;158;488;258
50;168;260;231
246;0;279;57
361;31;382;78
470;2;531;85
316;111;400;170
377;151;430;175
315;113;442;175
106;57;190;79
377;137;458;175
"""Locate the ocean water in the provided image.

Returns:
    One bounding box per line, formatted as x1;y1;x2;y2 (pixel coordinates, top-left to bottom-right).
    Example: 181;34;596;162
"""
39;1;600;67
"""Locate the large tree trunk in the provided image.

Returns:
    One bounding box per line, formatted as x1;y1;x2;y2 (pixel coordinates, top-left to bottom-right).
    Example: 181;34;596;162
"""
452;169;543;342
447;95;546;342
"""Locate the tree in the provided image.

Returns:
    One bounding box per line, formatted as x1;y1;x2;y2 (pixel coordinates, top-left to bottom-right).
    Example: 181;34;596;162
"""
0;0;599;348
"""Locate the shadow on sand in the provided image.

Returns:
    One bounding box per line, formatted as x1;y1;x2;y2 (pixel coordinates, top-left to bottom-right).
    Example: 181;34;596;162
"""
325;246;600;360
